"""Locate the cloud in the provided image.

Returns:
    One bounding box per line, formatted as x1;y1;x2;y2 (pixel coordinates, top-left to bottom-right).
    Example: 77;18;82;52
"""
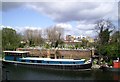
77;24;95;30
53;23;97;38
0;25;5;29
24;26;42;30
55;23;72;31
54;23;98;37
15;26;42;34
2;2;25;12
118;1;120;27
2;0;119;2
1;1;118;37
2;1;118;23
84;30;97;37
2;25;13;29
1;25;42;34
26;2;117;23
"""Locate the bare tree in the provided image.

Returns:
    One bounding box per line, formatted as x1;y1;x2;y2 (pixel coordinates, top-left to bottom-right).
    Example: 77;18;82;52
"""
33;29;44;46
24;29;33;40
95;19;115;45
45;26;64;48
23;29;44;47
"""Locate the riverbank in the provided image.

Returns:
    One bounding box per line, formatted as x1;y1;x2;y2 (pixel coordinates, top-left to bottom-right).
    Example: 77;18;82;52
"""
91;64;101;69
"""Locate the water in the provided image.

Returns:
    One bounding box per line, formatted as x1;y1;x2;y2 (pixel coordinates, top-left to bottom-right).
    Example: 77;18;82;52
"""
1;63;120;81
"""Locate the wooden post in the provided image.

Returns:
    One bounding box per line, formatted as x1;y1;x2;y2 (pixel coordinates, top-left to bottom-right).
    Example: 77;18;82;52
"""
47;49;50;58
91;48;94;57
55;54;57;59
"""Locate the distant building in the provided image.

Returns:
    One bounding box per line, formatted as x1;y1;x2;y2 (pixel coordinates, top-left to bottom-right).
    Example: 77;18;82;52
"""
88;38;94;43
65;35;94;43
86;36;94;43
66;35;72;41
80;35;86;39
76;36;82;41
71;36;75;42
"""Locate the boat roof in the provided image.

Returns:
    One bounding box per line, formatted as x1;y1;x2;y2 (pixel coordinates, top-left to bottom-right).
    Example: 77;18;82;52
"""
3;51;30;53
20;57;85;62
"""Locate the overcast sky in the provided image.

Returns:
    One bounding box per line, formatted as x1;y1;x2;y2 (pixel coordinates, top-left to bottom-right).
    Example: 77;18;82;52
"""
1;0;119;38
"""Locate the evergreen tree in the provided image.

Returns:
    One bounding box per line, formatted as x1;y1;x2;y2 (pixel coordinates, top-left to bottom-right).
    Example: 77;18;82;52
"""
2;28;21;50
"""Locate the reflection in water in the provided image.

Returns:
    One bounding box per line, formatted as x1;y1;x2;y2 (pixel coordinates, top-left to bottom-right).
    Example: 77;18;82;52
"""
2;64;120;80
113;72;120;80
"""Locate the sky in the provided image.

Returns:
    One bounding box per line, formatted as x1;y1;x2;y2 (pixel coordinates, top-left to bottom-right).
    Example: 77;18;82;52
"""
0;0;119;38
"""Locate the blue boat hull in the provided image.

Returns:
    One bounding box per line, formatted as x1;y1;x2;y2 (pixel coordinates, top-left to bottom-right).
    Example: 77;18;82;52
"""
2;60;92;71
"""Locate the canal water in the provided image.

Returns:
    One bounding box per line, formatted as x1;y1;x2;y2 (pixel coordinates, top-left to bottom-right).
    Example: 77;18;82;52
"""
1;63;120;81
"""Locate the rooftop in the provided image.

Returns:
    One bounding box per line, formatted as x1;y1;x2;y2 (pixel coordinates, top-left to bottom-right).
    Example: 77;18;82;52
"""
20;57;86;62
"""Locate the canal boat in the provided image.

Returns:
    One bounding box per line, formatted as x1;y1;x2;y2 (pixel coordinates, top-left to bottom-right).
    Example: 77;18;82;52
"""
2;51;92;70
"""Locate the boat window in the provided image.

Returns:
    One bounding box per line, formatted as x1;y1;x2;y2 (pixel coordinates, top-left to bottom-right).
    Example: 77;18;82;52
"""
22;54;26;57
47;61;49;63
30;60;34;63
62;56;64;59
37;60;42;63
19;53;22;56
59;62;62;64
73;62;75;64
50;57;55;59
21;60;26;62
57;56;59;59
5;53;7;55
74;59;80;60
